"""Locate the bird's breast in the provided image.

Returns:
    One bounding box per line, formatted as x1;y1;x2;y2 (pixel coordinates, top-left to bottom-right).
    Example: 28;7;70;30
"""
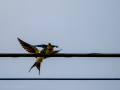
36;57;44;62
46;49;53;53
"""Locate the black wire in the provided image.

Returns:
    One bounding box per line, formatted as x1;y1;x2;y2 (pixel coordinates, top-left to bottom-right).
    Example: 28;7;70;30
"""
0;78;120;80
0;53;120;57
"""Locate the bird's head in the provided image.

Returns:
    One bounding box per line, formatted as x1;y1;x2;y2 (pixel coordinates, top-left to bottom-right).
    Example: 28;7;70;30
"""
47;43;53;50
48;43;51;46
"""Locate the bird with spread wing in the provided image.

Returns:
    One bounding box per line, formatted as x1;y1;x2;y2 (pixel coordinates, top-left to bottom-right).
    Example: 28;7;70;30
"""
33;44;58;50
34;43;59;53
17;38;61;75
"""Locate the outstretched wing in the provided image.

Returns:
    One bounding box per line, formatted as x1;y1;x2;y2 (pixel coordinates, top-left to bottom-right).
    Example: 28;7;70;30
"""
17;38;40;53
34;44;58;49
52;50;61;54
33;44;48;50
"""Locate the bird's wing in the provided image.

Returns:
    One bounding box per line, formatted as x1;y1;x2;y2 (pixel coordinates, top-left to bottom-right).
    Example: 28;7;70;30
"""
52;45;58;48
17;38;40;53
44;49;61;59
52;50;61;53
34;44;58;48
33;44;47;50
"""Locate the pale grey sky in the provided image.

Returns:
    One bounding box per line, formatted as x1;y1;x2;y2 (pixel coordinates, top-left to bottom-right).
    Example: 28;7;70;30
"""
0;0;120;90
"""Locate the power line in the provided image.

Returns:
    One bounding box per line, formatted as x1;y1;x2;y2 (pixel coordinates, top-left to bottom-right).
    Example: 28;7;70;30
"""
0;78;120;80
0;53;120;57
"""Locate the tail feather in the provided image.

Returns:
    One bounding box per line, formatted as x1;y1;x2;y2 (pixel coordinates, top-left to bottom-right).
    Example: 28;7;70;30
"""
29;62;41;75
36;63;41;75
29;62;36;72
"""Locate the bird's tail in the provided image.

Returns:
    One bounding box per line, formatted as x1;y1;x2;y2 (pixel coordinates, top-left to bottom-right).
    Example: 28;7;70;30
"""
29;62;41;75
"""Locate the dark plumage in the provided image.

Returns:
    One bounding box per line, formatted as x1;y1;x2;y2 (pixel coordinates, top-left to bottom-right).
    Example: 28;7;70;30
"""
33;43;58;50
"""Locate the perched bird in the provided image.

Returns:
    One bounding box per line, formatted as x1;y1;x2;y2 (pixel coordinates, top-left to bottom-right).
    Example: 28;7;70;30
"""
33;44;58;50
17;38;61;75
45;43;57;53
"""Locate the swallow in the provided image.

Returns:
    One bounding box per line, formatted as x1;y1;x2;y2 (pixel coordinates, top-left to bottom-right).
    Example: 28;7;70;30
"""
33;44;58;50
34;43;58;54
45;43;56;53
17;38;61;75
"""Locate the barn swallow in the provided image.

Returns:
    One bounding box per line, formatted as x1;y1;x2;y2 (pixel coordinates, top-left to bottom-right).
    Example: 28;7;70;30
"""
33;44;58;50
45;43;56;53
17;38;61;75
34;43;57;54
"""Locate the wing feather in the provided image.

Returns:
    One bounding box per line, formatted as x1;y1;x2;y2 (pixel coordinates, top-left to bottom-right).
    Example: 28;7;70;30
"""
44;49;61;59
17;38;40;53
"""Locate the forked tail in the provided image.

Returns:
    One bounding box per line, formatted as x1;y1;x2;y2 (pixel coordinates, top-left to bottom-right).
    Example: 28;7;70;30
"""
29;62;41;75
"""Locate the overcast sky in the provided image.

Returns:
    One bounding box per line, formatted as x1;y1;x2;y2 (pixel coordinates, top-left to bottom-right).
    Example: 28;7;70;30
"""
0;0;120;90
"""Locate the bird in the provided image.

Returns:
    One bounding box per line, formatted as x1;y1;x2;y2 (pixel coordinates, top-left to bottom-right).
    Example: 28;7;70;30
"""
34;43;58;54
46;43;57;54
33;44;58;50
17;38;61;75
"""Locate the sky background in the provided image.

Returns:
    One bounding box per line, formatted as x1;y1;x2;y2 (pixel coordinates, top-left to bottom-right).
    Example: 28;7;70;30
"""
0;0;120;90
